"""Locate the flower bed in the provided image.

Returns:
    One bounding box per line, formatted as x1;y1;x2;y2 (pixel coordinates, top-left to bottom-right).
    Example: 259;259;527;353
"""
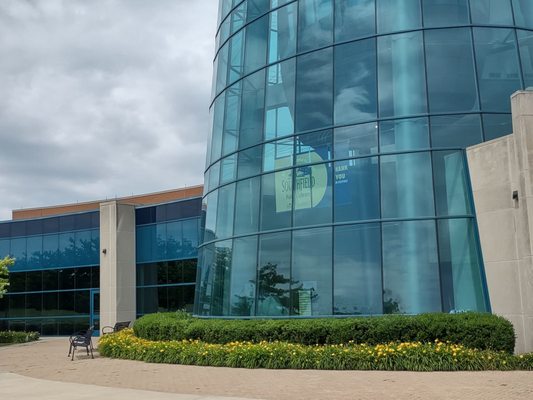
99;329;533;371
0;330;39;344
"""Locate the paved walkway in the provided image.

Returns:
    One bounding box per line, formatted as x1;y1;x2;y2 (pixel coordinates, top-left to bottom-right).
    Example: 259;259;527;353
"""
0;338;532;400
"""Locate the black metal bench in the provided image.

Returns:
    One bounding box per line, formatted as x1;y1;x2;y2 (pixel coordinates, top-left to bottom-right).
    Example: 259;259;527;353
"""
101;321;131;335
68;326;94;361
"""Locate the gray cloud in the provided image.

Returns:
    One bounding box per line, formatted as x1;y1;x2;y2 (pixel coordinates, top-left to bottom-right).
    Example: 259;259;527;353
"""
0;0;217;219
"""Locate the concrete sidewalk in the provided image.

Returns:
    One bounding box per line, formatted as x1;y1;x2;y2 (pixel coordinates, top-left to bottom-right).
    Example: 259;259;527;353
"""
0;373;258;400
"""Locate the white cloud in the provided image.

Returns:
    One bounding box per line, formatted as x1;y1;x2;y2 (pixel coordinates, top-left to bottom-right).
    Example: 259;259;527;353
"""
0;0;217;220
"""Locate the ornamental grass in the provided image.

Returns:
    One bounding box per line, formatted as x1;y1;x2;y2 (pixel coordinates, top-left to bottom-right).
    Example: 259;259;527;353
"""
99;329;533;371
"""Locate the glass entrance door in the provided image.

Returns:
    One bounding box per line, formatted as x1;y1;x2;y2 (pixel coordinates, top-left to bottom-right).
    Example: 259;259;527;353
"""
90;289;100;336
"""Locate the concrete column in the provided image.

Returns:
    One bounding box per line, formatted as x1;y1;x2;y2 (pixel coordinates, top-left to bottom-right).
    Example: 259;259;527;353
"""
99;201;136;332
466;90;533;353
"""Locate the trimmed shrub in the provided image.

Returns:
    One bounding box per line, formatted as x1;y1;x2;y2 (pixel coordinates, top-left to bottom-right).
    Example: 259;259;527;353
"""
99;329;532;371
133;312;515;353
0;330;39;344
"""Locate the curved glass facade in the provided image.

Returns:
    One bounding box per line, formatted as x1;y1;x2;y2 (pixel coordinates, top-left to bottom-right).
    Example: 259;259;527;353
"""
196;0;533;317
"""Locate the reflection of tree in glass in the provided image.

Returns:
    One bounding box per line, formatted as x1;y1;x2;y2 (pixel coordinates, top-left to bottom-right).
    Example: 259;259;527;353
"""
383;289;401;314
211;246;232;315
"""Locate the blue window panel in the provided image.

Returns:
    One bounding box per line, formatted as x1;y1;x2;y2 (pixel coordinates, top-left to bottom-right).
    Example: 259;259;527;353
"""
334;0;375;43
156;223;167;261
268;2;297;63
425;28;479;113
292;228;333;316
239;69;265;149
166;221;183;260
293;162;333;227
296;47;333;132
26;220;42;236
379;118;429;152
298;0;333;52
334;223;382;315
75;230;92;266
10;221;26;237
59;215;75;232
228;30;245;84
517;30;533;88
229;235;258;316
208;161;221;192
377;0;421;34
230;2;247;35
234;177;261;235
237;144;263;179
474;28;521;112
244;14;268;74
483;113;513;141
42;217;59;234
215;42;229;95
182;218;199;258
422;0;470;27
247;0;269;22
11;237;27;270
438;218;488;312
433;150;473;216
265;59;296;139
0;239;10;261
470;0;513;25
26;236;42;270
210;95;225;164
216;183;236;240
295;130;332;165
219;14;231;47
334;157;380;223
136;225;156;263
220;153;237;184
378;31;427;118
196;243;216;315
58;233;75;268
42;234;59;269
334;39;377;125
513;0;533;29
381;152;435;218
257;231;291;316
263;137;294;172
382;220;441;314
209;240;233;315
260;171;292;231
204;190;219;243
0;223;10;239
430;114;483;148
334;122;378;159
90;229;100;264
222;82;241;156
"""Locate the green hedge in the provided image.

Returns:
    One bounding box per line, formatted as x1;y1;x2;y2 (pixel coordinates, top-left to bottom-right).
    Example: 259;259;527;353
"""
0;330;40;344
133;312;515;353
100;329;532;371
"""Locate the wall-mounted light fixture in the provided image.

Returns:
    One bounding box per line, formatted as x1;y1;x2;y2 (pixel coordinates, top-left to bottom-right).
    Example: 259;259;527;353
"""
102;248;107;254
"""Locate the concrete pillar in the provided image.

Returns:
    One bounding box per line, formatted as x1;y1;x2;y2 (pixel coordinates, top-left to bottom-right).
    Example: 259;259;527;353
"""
99;201;136;332
466;90;533;353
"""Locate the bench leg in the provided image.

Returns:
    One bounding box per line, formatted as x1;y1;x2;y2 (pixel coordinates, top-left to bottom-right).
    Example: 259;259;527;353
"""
68;343;72;357
71;346;75;361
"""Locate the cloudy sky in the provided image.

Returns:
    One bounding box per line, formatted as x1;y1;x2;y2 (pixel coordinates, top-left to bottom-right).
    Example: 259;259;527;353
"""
0;0;218;220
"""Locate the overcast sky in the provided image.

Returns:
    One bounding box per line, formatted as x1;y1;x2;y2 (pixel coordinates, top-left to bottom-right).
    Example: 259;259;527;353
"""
0;0;218;220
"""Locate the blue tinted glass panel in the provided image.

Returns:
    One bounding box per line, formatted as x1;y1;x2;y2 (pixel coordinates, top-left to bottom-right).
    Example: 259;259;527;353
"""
240;70;265;149
334;157;380;222
156;223;167;261
166;221;182;260
377;0;421;33
430;114;483;148
425;28;479;113
208;161;220;192
334;224;382;315
182;219;199;258
265;59;295;139
0;239;10;260
296;47;333;132
433;150;472;216
423;0;470;27
26;236;42;270
257;231;291;316
234;177;261;235
260;171;292;230
438;218;488;312
230;2;247;34
222;82;241;156
381;152;435;218
378;31;427;118
210;95;225;163
380;118;429;152
228;30;245;84
517;30;533;88
215;43;229;95
211;240;233;315
470;0;513;25
11;222;26;237
238;145;262;179
196;243;215;314
298;0;333;52
247;0;269;21
483;113;513;141
0;223;10;239
295;130;332;165
268;2;297;63
216;183;235;239
474;28;521;112
334;39;377;125
26;220;42;236
263;138;294;172
229;236;258;316
204;190;218;243
75;230;92;266
382;220;441;314
293;162;333;227
292;227;332;316
334;0;375;42
334;122;378;159
245;15;268;74
136;225;156;263
513;0;533;28
220;154;237;184
42;234;59;269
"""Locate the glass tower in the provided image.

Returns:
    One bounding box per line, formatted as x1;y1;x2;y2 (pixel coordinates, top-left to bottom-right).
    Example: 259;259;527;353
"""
196;0;533;317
